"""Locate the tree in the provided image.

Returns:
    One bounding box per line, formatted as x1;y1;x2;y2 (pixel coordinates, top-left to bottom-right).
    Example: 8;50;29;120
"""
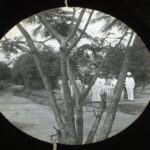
36;8;95;144
129;36;150;88
0;61;11;81
12;51;61;89
0;61;11;89
97;31;136;141
0;7;139;145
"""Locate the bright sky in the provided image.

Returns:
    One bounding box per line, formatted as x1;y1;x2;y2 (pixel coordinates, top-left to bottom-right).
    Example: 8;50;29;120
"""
0;7;134;63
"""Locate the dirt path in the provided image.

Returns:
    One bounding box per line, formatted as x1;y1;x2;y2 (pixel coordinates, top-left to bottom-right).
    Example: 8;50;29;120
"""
0;86;56;142
0;85;149;143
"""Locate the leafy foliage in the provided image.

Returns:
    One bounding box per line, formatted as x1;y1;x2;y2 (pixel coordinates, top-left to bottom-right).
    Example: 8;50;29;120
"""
129;37;150;86
0;61;11;81
12;50;81;89
12;51;61;89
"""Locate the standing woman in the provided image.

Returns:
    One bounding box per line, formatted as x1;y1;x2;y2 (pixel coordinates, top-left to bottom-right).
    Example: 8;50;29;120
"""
89;77;102;102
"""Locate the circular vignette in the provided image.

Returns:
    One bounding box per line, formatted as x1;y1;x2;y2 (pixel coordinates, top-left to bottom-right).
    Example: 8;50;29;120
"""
0;0;149;149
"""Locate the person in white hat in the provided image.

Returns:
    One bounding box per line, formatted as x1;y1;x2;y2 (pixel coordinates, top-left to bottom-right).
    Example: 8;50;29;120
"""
125;72;135;101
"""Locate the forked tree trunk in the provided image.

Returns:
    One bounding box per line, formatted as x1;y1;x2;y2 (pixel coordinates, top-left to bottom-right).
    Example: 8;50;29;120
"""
38;9;93;144
17;24;71;144
32;53;69;143
60;50;77;144
66;58;83;144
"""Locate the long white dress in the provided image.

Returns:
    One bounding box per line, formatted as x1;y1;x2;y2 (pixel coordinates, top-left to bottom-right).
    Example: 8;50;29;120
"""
90;78;102;102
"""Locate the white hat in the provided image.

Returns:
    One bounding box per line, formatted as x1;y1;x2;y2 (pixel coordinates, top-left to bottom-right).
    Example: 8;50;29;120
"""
127;72;131;76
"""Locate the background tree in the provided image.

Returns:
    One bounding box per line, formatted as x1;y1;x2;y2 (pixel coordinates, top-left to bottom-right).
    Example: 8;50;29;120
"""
0;61;11;89
12;51;61;89
0;61;11;81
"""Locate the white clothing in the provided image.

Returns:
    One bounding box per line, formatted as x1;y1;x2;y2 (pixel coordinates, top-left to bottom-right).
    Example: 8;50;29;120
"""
90;84;102;102
125;77;135;88
111;79;117;86
126;88;134;101
76;79;81;85
68;81;74;96
95;78;101;85
96;77;106;85
105;79;112;85
101;78;106;85
125;77;135;100
76;79;83;93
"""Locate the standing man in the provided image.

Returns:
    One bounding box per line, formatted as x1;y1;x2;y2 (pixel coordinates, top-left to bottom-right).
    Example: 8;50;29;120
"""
125;72;135;101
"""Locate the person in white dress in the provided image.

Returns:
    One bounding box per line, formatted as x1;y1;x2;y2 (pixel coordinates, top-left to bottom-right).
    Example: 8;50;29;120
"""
125;72;135;101
90;77;102;102
111;75;117;87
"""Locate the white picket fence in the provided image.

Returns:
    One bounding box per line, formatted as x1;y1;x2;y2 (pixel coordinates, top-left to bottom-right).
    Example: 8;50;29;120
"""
86;85;124;102
101;85;124;100
59;84;124;101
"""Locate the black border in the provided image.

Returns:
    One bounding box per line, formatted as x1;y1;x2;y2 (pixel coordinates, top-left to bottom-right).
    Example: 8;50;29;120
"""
0;0;150;149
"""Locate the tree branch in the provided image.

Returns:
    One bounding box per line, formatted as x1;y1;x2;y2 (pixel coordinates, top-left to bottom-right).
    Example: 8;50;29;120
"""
67;10;94;55
65;8;86;47
85;93;106;144
79;29;129;102
66;57;83;144
70;7;76;29
17;23;68;136
37;14;64;44
59;51;77;141
93;109;98;118
97;31;135;141
67;58;80;100
15;44;30;53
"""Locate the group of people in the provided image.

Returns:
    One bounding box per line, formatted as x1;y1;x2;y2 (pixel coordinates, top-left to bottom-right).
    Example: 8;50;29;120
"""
58;71;135;102
89;75;118;102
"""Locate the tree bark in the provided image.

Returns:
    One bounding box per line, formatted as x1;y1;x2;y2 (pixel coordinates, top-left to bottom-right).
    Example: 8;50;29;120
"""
85;93;107;144
98;32;135;141
37;9;88;144
65;8;86;46
17;23;70;144
67;10;94;54
66;58;84;144
60;50;77;144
